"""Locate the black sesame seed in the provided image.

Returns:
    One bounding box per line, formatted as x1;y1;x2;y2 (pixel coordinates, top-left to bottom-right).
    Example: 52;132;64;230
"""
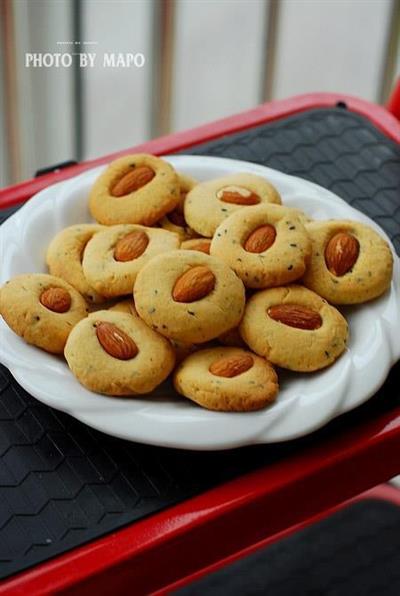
290;243;297;247
289;226;296;230
288;264;293;270
188;311;195;316
325;351;330;357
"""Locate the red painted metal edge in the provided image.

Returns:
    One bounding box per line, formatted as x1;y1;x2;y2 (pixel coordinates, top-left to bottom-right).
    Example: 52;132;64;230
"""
159;483;400;595
0;92;399;210
387;78;400;121
1;404;400;595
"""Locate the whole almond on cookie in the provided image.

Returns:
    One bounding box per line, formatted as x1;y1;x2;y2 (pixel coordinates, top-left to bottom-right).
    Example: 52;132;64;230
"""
96;322;138;360
114;231;149;262
268;304;322;330
244;224;276;253
209;354;254;378
325;232;360;276
40;287;71;313
111;166;155;197
172;266;216;303
217;185;260;205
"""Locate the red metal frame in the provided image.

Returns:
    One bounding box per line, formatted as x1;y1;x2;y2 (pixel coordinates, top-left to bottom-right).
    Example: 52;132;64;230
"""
0;93;399;595
160;483;400;594
2;393;400;594
387;78;400;121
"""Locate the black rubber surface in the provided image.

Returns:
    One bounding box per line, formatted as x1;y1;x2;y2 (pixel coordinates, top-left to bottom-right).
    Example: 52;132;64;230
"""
0;107;399;578
176;498;400;596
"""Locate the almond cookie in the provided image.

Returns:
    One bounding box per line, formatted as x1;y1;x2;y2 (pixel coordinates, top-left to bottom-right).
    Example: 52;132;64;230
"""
64;310;175;395
218;326;247;348
0;274;88;354
174;347;278;412
240;285;348;372
170;339;200;364
108;298;138;316
134;250;246;343
46;224;105;303
210;205;311;289
181;238;211;254
302;220;394;304
159;173;198;241
89;154;180;226
82;224;180;298
184;173;281;237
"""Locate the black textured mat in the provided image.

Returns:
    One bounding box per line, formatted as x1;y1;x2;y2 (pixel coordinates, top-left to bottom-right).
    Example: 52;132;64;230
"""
0;107;399;579
176;498;400;596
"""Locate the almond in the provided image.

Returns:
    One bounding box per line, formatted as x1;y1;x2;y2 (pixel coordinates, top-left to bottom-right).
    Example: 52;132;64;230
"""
244;224;276;253
216;185;260;205
268;304;322;330
172;265;215;303
325;232;360;276
187;239;211;254
40;287;71;313
114;231;149;262
168;208;186;227
111;166;155;197
96;322;138;360
209;354;254;378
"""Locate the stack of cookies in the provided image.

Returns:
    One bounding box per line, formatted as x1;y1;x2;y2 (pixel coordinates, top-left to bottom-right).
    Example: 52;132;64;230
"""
0;154;394;413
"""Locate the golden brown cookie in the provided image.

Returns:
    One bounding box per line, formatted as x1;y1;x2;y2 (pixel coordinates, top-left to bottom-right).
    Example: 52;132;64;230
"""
180;238;211;254
64;310;175;395
174;347;278;411
302;220;394;304
108;298;138;316
0;274;88;354
82;224;180;298
218;326;247;348
210;204;312;289
170;339;199;364
46;224;105;303
134;250;246;343
158;173;199;241
239;285;349;372
89;154;180;226
184;173;282;237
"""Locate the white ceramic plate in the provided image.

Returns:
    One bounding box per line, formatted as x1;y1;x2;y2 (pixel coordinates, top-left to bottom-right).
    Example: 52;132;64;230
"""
1;156;399;450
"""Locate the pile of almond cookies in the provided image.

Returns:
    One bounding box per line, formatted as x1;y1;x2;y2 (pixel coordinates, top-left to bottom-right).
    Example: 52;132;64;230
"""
0;154;394;412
